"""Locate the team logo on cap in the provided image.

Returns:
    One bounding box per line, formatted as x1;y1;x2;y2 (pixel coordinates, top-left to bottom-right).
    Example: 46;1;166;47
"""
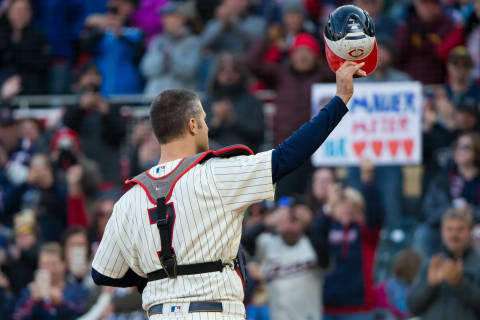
348;48;365;58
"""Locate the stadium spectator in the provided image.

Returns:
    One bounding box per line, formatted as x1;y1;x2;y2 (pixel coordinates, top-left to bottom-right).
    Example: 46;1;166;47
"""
0;109;32;223
246;32;334;198
312;160;384;320
0;0;50;97
140;1;202;97
394;0;454;84
415;132;480;258
242;200;328;320
82;0;144;96
20;118;48;154
201;0;266;54
50;128;101;204
436;0;480;79
23;154;67;242
445;46;480;109
374;249;421;320
128;120;160;177
63;64;127;186
2;209;39;295
203;53;265;152
422;86;459;188
29;0;83;94
61;227;90;284
408;206;480;320
306;167;336;216
88;190;118;248
131;0;168;46
256;0;313;69
13;242;89;320
354;0;396;38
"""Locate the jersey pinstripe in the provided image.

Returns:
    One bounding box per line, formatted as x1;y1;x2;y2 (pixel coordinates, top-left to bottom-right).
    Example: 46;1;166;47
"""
92;150;275;316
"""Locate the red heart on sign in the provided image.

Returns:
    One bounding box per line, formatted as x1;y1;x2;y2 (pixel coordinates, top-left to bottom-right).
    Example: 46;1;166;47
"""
388;140;400;157
353;141;366;157
372;140;383;157
404;139;414;157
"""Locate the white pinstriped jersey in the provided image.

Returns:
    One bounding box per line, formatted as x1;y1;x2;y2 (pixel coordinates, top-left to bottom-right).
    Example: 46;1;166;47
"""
92;150;275;316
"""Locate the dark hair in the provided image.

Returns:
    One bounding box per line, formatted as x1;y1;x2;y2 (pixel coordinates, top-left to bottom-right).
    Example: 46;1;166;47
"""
150;89;202;144
61;227;89;259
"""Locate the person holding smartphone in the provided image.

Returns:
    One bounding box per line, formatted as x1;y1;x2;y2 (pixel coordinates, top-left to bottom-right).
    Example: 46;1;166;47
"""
13;243;90;320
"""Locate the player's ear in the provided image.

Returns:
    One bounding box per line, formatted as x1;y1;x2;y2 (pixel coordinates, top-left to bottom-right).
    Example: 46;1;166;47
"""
187;118;197;136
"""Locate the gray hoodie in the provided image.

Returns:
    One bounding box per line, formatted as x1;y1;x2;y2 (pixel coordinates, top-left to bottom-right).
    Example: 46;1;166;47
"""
141;30;201;96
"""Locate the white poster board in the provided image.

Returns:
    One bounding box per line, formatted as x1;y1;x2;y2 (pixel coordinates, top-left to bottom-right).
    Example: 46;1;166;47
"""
311;82;423;166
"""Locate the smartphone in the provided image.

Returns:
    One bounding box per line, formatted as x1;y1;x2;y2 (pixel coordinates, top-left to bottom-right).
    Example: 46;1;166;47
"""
35;269;50;298
70;246;87;275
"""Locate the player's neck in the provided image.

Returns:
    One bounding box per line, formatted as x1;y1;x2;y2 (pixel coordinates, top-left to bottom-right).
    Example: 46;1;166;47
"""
159;140;197;164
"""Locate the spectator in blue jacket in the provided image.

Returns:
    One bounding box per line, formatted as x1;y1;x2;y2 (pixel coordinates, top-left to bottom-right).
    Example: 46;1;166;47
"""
82;0;144;97
13;242;89;320
313;159;384;320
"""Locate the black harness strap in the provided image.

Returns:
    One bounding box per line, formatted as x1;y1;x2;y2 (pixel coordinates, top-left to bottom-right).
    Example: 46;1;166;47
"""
147;260;228;281
155;197;177;278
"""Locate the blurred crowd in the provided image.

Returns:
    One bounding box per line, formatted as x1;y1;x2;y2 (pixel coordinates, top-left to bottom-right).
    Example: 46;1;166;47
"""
1;0;480;319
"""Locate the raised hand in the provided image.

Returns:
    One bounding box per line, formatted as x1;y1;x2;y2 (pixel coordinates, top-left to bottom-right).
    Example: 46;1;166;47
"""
335;61;366;105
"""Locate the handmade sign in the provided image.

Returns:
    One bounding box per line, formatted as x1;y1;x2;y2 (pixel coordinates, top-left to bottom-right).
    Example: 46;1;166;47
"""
311;82;423;166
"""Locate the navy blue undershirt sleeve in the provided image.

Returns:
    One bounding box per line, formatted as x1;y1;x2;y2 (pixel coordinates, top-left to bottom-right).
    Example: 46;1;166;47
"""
272;96;348;183
92;267;148;293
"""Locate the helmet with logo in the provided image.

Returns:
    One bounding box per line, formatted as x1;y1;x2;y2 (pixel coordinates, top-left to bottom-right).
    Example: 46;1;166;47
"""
324;5;377;75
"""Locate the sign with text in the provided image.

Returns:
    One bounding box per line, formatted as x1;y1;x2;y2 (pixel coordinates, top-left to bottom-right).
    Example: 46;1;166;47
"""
311;82;423;166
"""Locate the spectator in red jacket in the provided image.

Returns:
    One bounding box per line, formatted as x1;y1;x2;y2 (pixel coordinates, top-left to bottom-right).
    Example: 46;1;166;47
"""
394;0;454;84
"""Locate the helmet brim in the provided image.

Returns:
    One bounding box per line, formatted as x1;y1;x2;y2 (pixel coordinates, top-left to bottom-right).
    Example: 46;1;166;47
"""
324;38;378;77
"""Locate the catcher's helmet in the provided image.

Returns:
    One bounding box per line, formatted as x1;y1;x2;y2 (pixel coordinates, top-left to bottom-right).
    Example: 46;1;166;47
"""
324;5;378;75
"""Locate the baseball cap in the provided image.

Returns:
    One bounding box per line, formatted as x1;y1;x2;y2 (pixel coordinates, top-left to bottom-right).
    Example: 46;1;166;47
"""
50;127;82;152
448;46;473;66
290;33;321;57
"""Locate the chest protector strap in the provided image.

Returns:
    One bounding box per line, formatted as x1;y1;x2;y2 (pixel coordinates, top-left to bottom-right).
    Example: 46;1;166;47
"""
125;145;253;282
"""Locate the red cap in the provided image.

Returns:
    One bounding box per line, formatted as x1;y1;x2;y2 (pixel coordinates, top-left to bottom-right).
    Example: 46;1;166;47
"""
50;127;82;153
324;35;378;76
290;33;321;57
